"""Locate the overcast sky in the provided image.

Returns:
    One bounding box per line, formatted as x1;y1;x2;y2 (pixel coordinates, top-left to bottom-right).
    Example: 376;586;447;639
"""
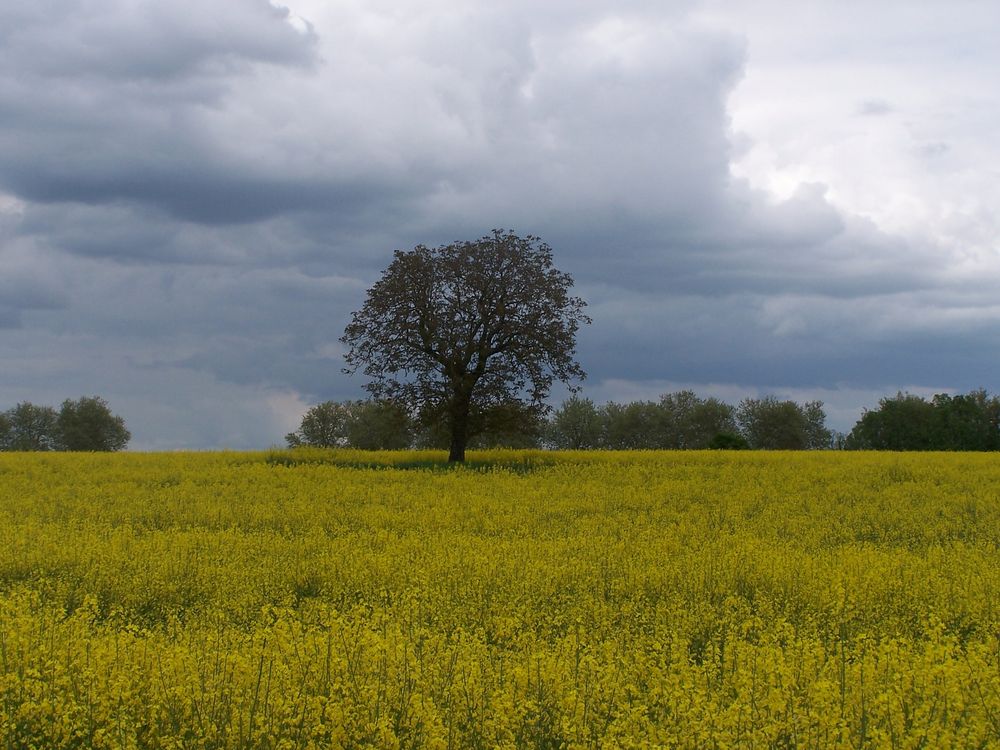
2;0;998;448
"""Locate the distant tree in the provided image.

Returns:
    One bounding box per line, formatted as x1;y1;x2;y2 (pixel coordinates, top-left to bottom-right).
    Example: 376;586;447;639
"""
708;432;749;450
286;401;351;448
801;400;833;449
845;392;937;450
468;401;545;449
600;401;661;449
658;391;738;449
846;390;1000;450
410;420;450;450
0;411;9;450
287;400;412;450
546;396;603;449
547;392;739;451
737;397;831;450
342;230;589;462
930;390;1000;450
414;401;543;449
344;400;413;450
56;396;130;451
1;402;60;451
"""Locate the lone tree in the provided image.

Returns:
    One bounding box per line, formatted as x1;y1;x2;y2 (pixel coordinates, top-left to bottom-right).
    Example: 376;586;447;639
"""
342;230;590;462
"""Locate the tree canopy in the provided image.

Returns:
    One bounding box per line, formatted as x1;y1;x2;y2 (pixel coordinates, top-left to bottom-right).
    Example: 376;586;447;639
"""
279;389;1000;453
736;397;831;450
544;392;825;450
57;396;131;451
341;230;589;461
846;390;1000;450
286;400;412;450
0;396;129;452
0;402;59;451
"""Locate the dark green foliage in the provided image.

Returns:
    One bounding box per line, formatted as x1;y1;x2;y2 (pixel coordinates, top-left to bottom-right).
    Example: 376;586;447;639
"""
600;392;739;450
545;391;824;451
845;390;1000;451
345;400;414;450
285;401;350;448
286;400;412;450
414;401;544;449
56;396;131;451
709;432;750;450
285;389;1000;454
1;402;59;451
600;401;661;449
658;391;737;449
930;391;1000;450
546;396;603;449
846;393;937;450
0;397;129;451
736;397;831;450
468;401;546;449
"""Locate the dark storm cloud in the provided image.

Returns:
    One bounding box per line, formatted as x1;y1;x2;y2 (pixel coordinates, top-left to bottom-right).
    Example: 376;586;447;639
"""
9;170;412;226
0;0;314;79
0;0;323;225
0;0;995;445
0;209;68;329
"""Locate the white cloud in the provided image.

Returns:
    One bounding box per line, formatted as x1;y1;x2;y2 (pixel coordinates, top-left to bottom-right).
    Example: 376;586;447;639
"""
0;192;25;216
714;0;1000;256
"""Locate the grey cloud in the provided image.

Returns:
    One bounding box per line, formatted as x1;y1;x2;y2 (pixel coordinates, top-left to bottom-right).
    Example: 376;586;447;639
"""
0;0;322;225
0;327;307;449
858;98;893;115
0;0;315;81
917;142;949;158
15;203;405;271
580;286;1000;394
1;1;997;447
0;217;69;327
8;169;413;226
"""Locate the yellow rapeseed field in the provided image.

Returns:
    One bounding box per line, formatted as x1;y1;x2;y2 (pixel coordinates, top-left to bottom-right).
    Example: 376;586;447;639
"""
1;449;1000;748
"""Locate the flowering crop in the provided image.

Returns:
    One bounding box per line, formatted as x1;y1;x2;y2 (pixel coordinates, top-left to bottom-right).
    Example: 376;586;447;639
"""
1;449;999;747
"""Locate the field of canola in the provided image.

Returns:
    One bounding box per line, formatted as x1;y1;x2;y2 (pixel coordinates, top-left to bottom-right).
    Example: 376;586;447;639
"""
2;449;1000;748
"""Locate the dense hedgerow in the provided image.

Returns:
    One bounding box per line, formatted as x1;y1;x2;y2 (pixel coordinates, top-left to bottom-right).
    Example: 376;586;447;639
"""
1;450;999;747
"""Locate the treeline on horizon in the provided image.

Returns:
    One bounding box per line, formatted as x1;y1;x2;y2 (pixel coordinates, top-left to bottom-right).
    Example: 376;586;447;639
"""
4;390;997;454
287;389;1000;452
0;396;130;452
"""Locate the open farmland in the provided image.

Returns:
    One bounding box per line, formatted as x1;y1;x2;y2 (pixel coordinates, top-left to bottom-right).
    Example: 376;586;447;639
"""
1;450;1000;748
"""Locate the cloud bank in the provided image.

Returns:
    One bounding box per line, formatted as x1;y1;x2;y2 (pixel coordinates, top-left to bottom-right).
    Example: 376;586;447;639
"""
1;0;998;446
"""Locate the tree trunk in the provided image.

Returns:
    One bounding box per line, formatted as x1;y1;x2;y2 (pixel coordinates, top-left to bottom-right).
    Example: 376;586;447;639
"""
448;394;471;463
